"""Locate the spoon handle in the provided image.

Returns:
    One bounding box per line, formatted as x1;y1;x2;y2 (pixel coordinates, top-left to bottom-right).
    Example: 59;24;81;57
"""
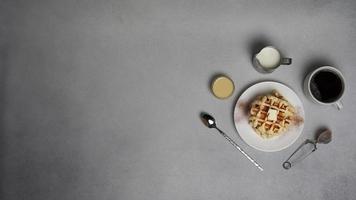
282;139;317;169
216;127;264;171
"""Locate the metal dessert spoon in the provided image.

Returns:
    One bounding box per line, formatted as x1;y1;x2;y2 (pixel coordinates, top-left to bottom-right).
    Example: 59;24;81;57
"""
201;113;264;171
283;129;332;169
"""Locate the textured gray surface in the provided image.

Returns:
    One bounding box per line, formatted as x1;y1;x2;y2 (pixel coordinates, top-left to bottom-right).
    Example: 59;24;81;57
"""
1;0;356;199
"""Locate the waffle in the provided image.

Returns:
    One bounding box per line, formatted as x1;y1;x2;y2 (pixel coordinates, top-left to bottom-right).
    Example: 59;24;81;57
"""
249;91;296;138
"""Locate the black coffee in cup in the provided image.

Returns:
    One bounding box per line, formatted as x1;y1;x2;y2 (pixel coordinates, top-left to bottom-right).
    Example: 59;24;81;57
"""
310;70;343;103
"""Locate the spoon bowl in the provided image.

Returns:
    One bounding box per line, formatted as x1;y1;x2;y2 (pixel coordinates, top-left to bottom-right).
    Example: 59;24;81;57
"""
200;113;217;128
316;129;332;144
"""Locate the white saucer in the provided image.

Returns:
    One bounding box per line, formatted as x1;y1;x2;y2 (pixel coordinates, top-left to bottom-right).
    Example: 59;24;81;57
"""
233;81;305;152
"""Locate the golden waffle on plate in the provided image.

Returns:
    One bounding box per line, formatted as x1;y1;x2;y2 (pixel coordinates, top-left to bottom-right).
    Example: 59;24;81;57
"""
249;91;296;138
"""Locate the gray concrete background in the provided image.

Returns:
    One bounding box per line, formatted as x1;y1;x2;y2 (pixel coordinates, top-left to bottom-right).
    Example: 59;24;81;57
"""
1;0;356;199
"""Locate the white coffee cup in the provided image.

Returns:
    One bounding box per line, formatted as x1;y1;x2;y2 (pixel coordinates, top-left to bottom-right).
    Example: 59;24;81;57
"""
303;66;345;110
253;46;292;73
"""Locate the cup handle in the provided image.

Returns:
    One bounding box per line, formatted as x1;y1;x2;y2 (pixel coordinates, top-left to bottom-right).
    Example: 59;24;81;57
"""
335;100;343;110
281;58;292;65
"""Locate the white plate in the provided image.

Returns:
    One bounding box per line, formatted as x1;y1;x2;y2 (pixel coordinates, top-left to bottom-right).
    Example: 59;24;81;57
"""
233;81;305;152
